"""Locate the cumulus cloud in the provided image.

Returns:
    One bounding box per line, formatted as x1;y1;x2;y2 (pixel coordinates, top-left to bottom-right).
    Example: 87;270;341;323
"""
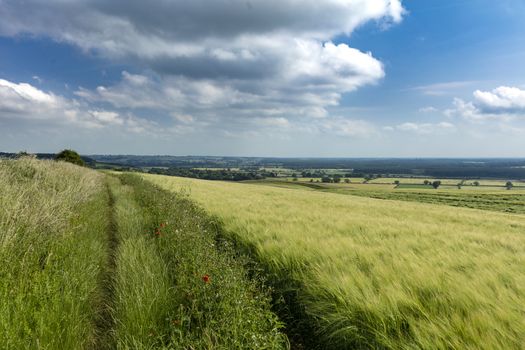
0;0;404;131
0;0;404;56
445;86;525;122
473;86;525;114
0;77;156;132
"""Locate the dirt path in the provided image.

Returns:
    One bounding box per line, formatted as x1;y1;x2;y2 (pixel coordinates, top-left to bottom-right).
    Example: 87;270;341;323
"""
91;182;119;350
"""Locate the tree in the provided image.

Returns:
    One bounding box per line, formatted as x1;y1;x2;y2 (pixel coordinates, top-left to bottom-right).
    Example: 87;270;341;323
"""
394;180;400;185
344;178;351;184
55;149;85;166
292;177;298;182
432;180;441;189
473;181;480;186
321;176;332;183
333;175;342;183
506;181;514;190
423;180;430;185
16;151;36;159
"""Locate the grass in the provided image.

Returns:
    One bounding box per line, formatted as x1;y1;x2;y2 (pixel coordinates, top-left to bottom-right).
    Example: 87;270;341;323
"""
0;157;108;349
146;174;525;349
1;160;287;349
110;174;287;349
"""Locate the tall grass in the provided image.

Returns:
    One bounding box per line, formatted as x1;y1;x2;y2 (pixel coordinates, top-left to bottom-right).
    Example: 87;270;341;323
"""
109;176;173;348
1;160;287;349
146;174;525;349
110;174;288;349
0;158;108;349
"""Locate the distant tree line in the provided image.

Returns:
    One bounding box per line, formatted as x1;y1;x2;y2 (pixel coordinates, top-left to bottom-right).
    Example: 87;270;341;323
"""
147;167;274;181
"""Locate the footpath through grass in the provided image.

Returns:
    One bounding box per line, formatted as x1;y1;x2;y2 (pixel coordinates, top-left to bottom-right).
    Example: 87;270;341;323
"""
146;174;525;350
109;174;287;349
1;159;287;349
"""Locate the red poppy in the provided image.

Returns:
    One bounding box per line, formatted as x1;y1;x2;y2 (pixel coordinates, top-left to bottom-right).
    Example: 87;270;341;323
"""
202;274;210;283
155;230;161;236
160;223;167;228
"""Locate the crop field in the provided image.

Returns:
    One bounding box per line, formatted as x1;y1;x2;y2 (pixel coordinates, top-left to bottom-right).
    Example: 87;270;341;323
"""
253;180;525;214
146;174;525;349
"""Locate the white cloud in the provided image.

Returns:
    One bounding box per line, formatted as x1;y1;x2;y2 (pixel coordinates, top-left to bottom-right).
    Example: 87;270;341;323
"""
445;86;525;122
254;117;291;128
0;77;155;132
419;106;438;113
410;81;476;96
0;78;58;108
392;121;456;134
0;0;405;130
89;111;124;126
473;86;525;113
172;114;195;124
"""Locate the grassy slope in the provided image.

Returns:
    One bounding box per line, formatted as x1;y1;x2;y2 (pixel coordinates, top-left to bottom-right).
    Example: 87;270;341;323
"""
146;174;525;349
1;160;287;349
0;158;108;349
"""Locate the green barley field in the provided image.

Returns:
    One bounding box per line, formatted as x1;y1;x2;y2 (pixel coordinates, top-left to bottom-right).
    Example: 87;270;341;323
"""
146;173;525;349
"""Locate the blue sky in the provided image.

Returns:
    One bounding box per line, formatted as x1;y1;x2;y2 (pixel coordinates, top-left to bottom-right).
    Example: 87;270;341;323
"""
0;0;524;157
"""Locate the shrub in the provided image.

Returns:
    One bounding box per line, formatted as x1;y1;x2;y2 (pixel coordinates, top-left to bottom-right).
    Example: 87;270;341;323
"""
55;149;85;166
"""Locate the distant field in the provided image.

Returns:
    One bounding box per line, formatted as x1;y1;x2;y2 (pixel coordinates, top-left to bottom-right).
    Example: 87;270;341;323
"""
146;174;525;349
253;179;525;214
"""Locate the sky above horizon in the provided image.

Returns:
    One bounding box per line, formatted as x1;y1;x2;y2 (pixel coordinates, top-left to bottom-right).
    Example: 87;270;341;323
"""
1;0;524;157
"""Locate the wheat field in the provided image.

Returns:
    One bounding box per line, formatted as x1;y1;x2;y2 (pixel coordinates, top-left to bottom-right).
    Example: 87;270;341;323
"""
145;174;525;349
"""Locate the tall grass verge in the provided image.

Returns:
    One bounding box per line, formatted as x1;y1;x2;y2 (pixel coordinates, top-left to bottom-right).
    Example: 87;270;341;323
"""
111;174;288;349
0;158;108;349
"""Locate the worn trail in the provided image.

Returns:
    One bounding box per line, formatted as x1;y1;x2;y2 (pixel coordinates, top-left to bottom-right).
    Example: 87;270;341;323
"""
91;182;119;350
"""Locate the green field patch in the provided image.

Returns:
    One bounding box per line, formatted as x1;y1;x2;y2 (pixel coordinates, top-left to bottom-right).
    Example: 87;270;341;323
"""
395;183;434;189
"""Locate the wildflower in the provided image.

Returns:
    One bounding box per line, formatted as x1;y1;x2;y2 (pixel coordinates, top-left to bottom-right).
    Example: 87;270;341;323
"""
202;274;210;283
155;229;161;236
160;222;167;228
